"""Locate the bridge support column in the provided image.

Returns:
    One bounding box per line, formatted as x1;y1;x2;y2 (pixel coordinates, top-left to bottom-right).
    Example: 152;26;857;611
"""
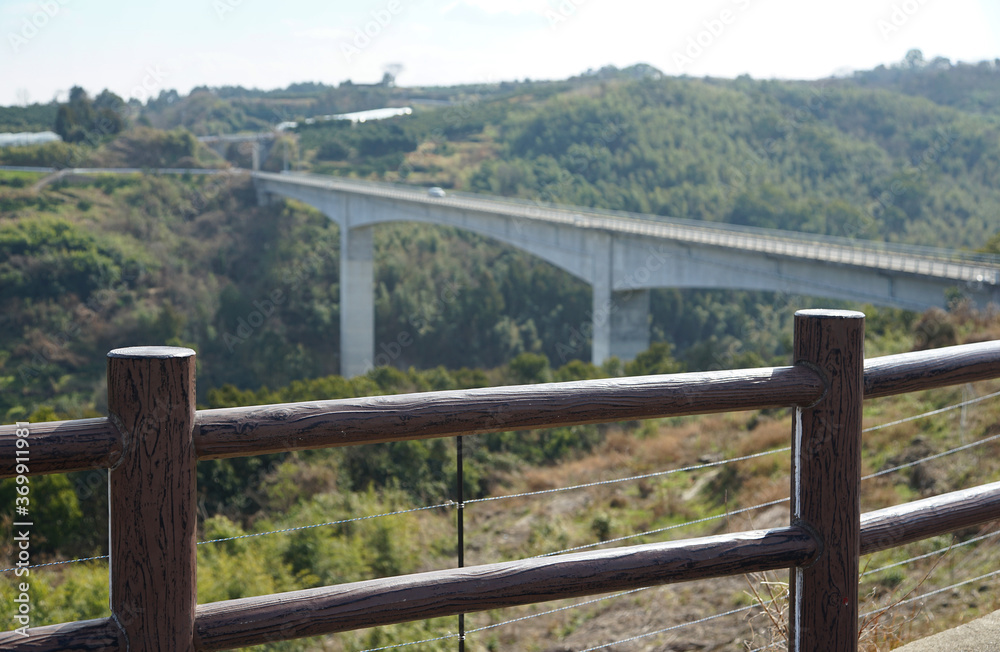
610;289;650;361
340;225;374;378
591;231;650;365
592;256;612;366
592;285;651;366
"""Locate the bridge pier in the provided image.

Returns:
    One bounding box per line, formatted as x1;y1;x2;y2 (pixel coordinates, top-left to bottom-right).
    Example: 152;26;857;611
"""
341;225;375;378
610;289;650;361
591;284;651;366
590;231;651;365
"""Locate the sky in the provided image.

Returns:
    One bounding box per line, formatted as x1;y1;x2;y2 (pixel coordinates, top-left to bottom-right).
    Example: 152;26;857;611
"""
2;0;1000;107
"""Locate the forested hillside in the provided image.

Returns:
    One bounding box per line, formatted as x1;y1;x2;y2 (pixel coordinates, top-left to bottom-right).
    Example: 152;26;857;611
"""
284;62;1000;249
4;56;1000;422
1;167;766;423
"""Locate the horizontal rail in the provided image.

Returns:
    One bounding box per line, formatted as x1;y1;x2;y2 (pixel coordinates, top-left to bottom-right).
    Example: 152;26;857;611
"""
860;480;1000;555
0;616;122;651
4;340;1000;475
0;418;120;479
864;340;1000;398
193;526;817;650
193;366;824;460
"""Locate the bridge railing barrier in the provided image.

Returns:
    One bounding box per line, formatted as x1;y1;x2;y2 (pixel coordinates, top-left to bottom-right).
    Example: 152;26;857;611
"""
3;309;1000;651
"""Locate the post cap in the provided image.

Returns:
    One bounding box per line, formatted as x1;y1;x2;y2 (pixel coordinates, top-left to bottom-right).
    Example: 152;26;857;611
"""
108;346;196;359
794;309;865;320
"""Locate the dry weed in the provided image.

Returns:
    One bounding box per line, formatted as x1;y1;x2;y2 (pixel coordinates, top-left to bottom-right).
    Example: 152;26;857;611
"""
743;549;946;651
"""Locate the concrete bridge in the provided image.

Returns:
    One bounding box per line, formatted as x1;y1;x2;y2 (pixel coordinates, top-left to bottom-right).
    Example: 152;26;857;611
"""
252;171;1000;378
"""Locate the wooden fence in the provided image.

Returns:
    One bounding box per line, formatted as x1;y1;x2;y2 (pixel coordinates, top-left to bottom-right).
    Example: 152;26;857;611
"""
2;309;1000;651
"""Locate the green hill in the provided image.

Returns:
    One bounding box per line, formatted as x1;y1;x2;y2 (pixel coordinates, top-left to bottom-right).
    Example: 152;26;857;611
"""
5;57;1000;422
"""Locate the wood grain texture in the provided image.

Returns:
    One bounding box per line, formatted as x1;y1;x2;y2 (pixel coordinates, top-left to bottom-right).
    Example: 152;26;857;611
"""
7;339;1000;476
0;418;120;479
789;310;865;652
864;340;1000;398
0;617;123;651
861;480;1000;555
193;365;825;460
107;347;197;652
193;526;818;650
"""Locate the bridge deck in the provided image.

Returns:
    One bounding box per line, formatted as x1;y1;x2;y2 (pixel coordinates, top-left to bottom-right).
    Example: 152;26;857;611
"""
255;172;1000;285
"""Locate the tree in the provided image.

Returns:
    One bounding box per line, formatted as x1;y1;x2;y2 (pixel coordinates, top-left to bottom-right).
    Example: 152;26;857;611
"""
52;87;126;143
982;232;1000;255
904;48;925;69
624;342;685;376
54;104;76;141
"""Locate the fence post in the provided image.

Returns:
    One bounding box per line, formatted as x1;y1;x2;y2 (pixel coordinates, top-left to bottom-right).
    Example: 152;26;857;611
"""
107;346;197;651
789;310;864;652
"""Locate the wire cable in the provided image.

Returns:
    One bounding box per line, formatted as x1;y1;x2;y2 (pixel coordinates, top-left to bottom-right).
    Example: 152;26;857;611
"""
862;431;1000;481
197;502;454;546
535;497;790;558
468;447;790;506
576;602;769;652
861;529;1000;577
468;588;650;635
355;631;457;652
860;567;1000;620
1;502;455;573
0;554;109;574
862;389;1000;434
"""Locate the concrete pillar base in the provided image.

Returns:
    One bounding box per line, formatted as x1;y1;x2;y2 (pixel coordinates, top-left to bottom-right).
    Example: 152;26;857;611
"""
340;225;374;378
591;285;651;365
610;289;650;361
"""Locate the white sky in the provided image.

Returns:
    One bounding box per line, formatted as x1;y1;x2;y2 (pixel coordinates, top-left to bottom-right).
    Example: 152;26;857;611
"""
1;0;999;107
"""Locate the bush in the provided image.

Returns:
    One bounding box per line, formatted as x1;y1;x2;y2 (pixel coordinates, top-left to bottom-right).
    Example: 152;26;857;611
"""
0;217;137;303
317;140;349;161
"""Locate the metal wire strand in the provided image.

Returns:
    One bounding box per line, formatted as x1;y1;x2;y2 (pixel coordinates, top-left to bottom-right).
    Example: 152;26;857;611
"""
862;431;1000;481
355;631;458;652
0;554;109;574
1;502;455;573
467;587;651;634
861;529;1000;577
197;501;454;546
468;447;790;505
861;389;1000;434
576;602;768;652
859;567;1000;620
535;497;790;558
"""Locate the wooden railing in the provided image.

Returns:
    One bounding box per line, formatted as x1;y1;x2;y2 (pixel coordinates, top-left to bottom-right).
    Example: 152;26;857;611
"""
2;309;1000;651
